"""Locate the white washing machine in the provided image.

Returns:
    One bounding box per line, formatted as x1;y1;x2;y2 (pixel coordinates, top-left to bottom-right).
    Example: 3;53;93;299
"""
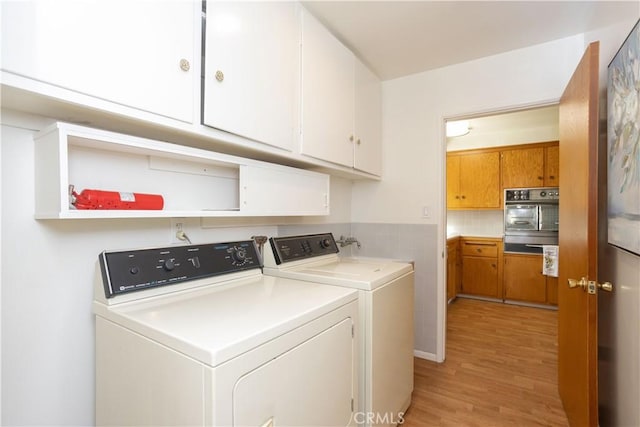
94;240;359;427
262;233;414;427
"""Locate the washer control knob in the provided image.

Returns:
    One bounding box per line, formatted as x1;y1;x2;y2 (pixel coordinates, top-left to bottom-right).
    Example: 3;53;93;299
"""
163;259;176;271
231;247;247;263
320;238;332;248
130;266;140;275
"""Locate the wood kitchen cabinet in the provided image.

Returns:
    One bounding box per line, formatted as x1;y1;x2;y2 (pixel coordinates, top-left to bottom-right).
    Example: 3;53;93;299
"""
202;2;299;151
503;253;558;305
501;141;559;188
447;151;501;209
460;237;503;299
544;145;560;187
446;237;461;302
1;1;197;123
300;7;382;175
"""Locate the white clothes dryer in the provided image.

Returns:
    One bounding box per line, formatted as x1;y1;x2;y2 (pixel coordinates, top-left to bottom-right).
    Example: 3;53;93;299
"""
262;233;414;427
94;240;359;427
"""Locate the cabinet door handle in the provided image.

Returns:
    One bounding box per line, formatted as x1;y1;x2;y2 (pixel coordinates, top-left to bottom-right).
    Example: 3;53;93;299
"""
357;138;361;145
215;70;224;82
349;135;354;142
538;176;543;180
455;195;460;199
549;175;555;179
179;58;190;72
461;195;466;199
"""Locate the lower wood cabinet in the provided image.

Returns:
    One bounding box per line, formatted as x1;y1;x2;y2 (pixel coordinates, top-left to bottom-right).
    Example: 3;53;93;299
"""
446;237;460;301
503;253;557;305
460;237;502;299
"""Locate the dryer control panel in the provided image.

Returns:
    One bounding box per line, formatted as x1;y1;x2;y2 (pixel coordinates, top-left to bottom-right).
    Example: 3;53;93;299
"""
269;233;339;264
99;240;260;298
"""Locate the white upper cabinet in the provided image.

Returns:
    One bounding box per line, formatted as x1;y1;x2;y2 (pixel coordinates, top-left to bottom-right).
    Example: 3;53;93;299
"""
202;2;299;151
300;7;382;176
300;7;355;168
354;59;382;176
1;0;197;123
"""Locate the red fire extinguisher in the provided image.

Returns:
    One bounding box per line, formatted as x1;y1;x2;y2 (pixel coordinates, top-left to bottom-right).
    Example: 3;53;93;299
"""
70;185;164;210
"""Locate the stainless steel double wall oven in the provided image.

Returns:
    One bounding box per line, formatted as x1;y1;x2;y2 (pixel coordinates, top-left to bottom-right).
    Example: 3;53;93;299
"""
503;187;559;254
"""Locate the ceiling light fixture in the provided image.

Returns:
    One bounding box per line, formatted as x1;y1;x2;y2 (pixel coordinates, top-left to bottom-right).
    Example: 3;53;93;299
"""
446;120;470;138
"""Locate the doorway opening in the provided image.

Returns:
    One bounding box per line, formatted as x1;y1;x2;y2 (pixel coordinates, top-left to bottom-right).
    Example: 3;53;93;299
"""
443;103;560;350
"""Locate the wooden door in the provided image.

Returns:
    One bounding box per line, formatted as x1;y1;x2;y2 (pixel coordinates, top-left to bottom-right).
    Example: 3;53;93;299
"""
545;145;560;186
502;147;545;188
459;151;501;208
461;256;498;297
503;254;546;303
557;41;600;427
446;155;462;208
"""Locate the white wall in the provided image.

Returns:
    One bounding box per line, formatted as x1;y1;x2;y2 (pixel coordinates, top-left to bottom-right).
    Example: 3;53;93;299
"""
352;34;586;361
0;111;352;426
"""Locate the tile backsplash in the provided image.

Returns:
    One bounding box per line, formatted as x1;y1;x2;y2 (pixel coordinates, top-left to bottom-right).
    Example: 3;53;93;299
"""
446;209;504;237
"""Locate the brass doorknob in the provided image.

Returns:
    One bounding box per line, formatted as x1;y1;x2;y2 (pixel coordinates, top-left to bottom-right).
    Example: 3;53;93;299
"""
568;277;613;294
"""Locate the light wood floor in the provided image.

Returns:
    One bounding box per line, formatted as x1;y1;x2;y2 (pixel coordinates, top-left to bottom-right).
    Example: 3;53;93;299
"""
402;298;569;427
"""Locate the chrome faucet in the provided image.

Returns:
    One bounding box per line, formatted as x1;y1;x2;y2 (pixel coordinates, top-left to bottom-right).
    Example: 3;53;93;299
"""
336;235;361;249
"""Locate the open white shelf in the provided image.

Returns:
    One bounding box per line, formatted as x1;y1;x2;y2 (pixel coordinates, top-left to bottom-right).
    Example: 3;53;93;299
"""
35;122;330;219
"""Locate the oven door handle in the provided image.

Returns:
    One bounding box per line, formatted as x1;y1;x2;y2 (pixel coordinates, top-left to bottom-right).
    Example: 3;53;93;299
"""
525;244;544;248
513;221;532;225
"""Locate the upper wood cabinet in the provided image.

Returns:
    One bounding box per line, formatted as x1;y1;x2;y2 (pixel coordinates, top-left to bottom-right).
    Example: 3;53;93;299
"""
300;7;382;176
544;145;560;186
1;0;197;123
447;151;501;209
501;142;559;188
202;2;299;151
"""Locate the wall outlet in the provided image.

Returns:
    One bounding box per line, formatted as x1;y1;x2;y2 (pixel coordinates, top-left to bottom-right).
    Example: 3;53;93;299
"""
422;206;430;218
170;218;186;244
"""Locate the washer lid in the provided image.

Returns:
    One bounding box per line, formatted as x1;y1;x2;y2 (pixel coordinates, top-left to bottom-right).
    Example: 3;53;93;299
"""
93;275;357;367
264;257;413;290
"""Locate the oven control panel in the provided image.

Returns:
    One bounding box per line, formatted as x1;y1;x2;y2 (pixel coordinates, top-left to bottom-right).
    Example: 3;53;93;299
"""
505;187;559;202
99;240;260;298
269;233;339;264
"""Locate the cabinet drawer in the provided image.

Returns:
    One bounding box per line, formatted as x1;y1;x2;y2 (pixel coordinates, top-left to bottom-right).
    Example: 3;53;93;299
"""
461;241;498;257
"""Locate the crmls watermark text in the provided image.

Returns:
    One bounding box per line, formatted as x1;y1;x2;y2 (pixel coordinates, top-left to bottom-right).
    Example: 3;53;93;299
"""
352;411;405;425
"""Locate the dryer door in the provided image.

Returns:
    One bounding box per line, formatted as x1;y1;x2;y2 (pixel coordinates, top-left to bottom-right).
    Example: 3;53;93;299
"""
233;318;355;426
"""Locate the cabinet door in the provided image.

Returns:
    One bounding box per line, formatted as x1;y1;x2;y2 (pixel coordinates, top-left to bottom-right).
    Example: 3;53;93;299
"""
501;147;545;188
1;0;196;122
459;152;501;208
546;276;558;305
447;244;457;301
203;2;299;151
353;59;382;175
545;145;560;186
503;254;546;303
446;155;462;208
461;256;499;298
300;7;355;167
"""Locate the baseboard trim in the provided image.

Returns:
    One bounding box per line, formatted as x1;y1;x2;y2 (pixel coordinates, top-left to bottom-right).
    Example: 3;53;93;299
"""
413;350;438;361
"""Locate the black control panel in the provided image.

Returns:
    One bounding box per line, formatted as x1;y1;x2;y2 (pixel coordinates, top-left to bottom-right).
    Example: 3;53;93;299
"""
505;187;559;202
269;233;339;265
99;240;260;298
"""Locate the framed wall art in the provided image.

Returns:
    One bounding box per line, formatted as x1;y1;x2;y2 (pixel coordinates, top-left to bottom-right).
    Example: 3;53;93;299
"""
607;18;640;256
